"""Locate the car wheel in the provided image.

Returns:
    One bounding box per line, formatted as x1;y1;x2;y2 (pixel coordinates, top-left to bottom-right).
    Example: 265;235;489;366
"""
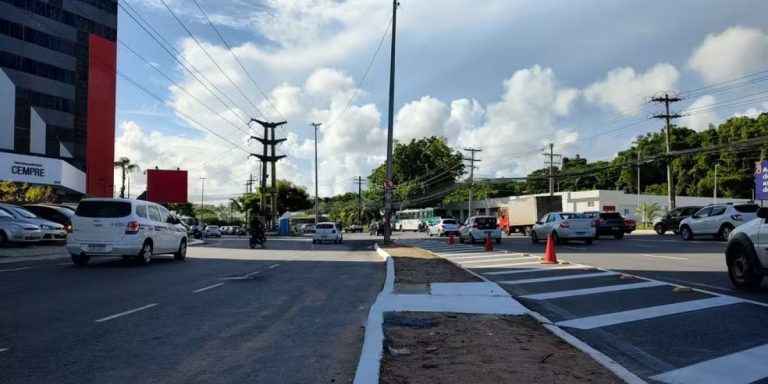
614;232;625;240
531;231;539;244
654;224;666;235
719;224;734;241
136;241;152;265
585;239;593;245
727;245;763;290
552;231;562;245
71;254;90;266
680;226;693;241
174;239;187;261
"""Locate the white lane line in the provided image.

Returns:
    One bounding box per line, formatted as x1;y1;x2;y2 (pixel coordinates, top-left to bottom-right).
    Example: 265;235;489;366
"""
268;263;280;269
470;261;546;268
639;253;689;260
0;267;31;272
0;348;7;353
556;296;741;330
499;271;619;285
520;281;665;300
459;258;522;264
650;343;768;384
95;303;159;323
481;265;586;276
244;270;261;277
562;246;587;250
193;283;225;293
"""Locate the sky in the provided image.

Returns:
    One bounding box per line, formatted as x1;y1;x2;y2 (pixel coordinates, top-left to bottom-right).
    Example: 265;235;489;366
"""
112;0;768;204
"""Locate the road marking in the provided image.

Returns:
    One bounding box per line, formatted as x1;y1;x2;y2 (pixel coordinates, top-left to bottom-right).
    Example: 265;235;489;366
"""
193;283;225;293
467;261;547;269
650;343;768;384
244;270;261;277
0;267;31;272
657;278;736;293
0;348;7;353
520;281;665;300
499;271;619;285
639;253;689;260
556;296;741;330
449;253;511;259
459;257;522;264
95;303;158;323
480;265;585;276
268;263;280;269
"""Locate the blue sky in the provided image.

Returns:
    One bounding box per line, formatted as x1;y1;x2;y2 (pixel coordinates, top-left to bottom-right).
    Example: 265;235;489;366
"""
111;0;768;202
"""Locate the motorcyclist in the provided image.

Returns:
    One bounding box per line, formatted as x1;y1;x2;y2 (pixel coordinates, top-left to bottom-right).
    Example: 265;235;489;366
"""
248;214;266;241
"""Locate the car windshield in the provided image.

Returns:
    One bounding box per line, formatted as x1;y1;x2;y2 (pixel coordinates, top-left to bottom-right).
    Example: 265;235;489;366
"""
442;219;458;225
0;209;13;218
11;207;37;218
560;213;587;220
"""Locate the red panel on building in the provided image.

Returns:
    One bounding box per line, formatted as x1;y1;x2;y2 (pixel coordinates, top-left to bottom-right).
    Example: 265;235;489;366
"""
146;169;188;203
85;35;117;197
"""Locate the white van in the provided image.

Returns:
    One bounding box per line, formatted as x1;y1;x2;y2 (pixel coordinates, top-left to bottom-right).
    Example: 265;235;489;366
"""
66;198;188;266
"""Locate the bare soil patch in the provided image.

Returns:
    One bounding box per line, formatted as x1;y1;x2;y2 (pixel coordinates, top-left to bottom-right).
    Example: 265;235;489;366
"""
380;312;622;384
382;245;480;284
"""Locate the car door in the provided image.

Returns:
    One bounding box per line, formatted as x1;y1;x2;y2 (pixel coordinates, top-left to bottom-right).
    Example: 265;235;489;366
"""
689;207;711;233
533;214;549;237
462;218;473;238
146;205;169;252
161;208;182;250
705;205;727;234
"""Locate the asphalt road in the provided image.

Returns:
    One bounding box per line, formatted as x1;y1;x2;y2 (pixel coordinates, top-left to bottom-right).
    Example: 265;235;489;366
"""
0;234;384;384
392;230;768;302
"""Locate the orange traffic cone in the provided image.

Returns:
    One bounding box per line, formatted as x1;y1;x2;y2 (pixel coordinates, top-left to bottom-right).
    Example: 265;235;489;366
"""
485;232;493;251
542;233;558;264
448;232;455;245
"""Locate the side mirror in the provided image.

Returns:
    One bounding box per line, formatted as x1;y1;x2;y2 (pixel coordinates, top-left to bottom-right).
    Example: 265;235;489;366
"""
758;208;768;219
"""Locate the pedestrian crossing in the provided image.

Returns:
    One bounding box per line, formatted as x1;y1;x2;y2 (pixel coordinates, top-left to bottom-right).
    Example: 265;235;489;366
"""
404;238;768;384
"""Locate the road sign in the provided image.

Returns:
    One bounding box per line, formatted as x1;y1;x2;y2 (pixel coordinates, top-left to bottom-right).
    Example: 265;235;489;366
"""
384;179;395;190
756;160;768;200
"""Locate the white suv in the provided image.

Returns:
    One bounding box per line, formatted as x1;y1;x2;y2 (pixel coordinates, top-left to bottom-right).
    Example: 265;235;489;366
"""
67;199;188;266
725;207;768;290
679;203;760;241
313;222;342;244
459;216;502;244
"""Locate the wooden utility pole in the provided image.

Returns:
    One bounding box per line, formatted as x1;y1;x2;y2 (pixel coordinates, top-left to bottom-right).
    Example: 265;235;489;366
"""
651;93;682;210
463;148;482;218
383;0;399;243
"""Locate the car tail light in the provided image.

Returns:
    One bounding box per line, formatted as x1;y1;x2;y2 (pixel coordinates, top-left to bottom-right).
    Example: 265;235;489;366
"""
560;221;570;228
732;214;743;221
126;221;141;234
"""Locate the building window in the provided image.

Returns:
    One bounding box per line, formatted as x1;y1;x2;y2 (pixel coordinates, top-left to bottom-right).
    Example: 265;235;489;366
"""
587;201;595;207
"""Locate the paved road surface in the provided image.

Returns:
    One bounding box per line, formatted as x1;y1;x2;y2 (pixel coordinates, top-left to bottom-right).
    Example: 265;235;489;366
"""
0;235;383;384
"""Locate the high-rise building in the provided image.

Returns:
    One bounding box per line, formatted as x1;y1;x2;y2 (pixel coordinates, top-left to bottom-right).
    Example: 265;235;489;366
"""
0;0;117;197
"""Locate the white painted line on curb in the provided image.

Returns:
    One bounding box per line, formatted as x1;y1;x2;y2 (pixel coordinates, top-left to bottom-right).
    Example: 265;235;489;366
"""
650;343;768;384
193;283;225;293
268;263;280;269
480;265;585;276
0;267;31;272
459;257;521;264
639;253;688;260
556;296;741;330
95;303;158;323
499;271;618;285
470;261;546;268
521;281;665;300
448;253;516;260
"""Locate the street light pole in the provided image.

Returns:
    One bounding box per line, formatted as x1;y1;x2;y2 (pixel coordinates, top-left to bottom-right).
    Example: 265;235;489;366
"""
383;0;399;244
311;123;321;226
714;164;719;204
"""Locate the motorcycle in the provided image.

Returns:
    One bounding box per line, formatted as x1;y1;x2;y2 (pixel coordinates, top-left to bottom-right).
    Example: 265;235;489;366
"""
248;231;266;249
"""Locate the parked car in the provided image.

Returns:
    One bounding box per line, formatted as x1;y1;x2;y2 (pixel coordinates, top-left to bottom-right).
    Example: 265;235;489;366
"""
313;222;343;244
428;218;461;237
301;223;316;233
66;198;188;266
652;206;702;235
583;211;626;239
205;225;222;237
0;203;66;241
345;224;363;233
0;209;43;245
725;207;768;290
679;203;760;241
459;216;501;244
531;212;595;244
23;204;75;233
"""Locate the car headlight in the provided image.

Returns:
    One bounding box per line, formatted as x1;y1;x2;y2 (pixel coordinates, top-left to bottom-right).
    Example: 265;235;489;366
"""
40;224;53;230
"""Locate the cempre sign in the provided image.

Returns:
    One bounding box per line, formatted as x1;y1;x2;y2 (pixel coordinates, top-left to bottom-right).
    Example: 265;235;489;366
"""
0;152;85;193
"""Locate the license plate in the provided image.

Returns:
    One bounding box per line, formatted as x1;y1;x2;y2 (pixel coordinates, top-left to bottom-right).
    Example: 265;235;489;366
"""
87;244;107;252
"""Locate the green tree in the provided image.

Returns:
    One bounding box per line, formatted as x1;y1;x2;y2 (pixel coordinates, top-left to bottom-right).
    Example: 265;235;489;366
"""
23;186;55;203
636;202;661;227
113;157;140;199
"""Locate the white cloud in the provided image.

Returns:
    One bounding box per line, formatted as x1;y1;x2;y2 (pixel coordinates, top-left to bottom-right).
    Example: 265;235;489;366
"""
394;96;451;142
682;95;718;132
734;102;768;119
584;63;680;115
689;26;768;83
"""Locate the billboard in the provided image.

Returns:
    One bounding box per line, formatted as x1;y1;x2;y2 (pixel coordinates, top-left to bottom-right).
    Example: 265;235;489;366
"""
756;160;768;200
146;169;188;203
0;152;86;193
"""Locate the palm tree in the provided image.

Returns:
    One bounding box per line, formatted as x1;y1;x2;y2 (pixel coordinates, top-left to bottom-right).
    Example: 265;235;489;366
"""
228;198;242;223
114;157;140;199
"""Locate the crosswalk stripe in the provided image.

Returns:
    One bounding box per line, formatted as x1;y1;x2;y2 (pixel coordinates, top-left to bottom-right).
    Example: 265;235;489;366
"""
555;296;741;330
519;281;665;300
499;271;618;285
650;343;768;384
480;265;585;276
459;257;522;264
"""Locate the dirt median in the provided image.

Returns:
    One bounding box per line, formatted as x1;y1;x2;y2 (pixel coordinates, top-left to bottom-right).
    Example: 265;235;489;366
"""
381;245;480;284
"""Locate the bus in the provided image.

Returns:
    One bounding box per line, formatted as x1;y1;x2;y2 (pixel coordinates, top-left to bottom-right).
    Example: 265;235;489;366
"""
394;207;450;231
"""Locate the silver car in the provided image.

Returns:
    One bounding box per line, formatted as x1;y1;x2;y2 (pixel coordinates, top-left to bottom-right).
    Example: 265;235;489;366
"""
0;203;66;241
531;212;595;245
428;218;461;237
0;209;43;244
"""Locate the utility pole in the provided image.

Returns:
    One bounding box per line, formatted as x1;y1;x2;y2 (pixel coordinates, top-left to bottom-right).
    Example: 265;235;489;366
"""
383;0;399;244
311;123;322;226
354;176;366;226
249;119;286;225
464;148;482;218
543;143;562;197
714;164;719;204
127;176;131;199
651;92;682;210
199;177;207;221
245;174;255;224
637;150;642;226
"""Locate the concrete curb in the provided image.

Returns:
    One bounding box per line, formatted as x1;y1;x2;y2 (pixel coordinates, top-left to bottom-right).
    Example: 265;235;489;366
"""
354;243;392;384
